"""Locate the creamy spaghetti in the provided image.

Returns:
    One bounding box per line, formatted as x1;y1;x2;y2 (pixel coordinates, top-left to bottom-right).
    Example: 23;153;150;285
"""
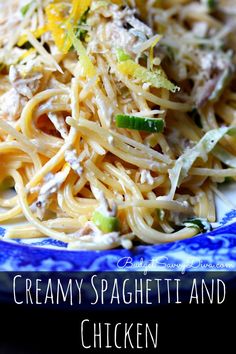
0;0;236;250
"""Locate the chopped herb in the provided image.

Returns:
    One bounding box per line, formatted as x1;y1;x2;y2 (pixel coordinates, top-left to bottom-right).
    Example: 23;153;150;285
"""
115;114;165;133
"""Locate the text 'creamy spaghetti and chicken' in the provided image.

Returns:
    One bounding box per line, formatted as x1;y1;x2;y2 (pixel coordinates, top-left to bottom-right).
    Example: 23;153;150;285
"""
0;0;236;250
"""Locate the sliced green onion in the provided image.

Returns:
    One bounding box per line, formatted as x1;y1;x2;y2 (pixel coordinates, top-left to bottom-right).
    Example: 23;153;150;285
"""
20;1;34;16
116;48;131;63
92;211;120;233
183;218;212;233
115;114;165;133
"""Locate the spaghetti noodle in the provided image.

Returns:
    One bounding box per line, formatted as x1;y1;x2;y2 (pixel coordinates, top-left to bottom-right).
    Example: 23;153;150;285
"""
0;0;236;250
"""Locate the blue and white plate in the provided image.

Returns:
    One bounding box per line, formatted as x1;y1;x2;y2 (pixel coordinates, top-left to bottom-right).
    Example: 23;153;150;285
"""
0;184;236;271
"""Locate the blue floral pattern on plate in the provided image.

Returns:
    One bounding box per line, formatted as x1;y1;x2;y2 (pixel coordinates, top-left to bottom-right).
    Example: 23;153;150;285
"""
0;210;236;271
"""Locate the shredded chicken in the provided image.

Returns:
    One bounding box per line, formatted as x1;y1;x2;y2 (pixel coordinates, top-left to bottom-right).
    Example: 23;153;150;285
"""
88;4;153;57
91;186;118;217
140;169;154;185
0;63;43;120
48;112;68;139
196;51;234;107
36;172;66;220
72;221;120;246
0;87;26;120
64;147;88;176
148;1;236;107
9;65;42;99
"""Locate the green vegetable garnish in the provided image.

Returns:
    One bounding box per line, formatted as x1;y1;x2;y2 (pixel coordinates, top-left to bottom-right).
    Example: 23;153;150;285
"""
183;218;212;233
92;211;120;233
75;8;90;42
116;48;132;63
208;0;217;10
202;0;218;11
116;114;165;133
116;50;180;93
20;1;34;16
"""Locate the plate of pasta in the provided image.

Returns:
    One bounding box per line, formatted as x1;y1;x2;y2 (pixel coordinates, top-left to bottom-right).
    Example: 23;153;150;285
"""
0;0;236;271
